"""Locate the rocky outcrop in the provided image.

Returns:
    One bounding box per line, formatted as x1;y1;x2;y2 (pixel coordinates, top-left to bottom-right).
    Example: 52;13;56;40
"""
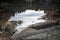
0;20;23;40
11;22;60;40
29;20;59;29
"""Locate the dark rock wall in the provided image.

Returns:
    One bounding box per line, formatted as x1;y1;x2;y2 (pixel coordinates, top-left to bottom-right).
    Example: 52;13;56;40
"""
0;0;60;12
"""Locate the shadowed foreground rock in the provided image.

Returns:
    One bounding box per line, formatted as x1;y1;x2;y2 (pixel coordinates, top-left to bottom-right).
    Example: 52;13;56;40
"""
0;20;23;40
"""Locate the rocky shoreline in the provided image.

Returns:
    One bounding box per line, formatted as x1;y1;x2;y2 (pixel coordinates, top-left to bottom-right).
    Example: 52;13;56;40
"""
11;20;60;40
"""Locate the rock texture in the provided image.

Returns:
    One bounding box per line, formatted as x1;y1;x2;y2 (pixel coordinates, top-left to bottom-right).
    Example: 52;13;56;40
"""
11;21;60;40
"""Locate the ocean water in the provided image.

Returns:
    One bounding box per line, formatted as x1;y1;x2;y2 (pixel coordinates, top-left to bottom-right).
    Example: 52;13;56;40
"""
8;10;46;34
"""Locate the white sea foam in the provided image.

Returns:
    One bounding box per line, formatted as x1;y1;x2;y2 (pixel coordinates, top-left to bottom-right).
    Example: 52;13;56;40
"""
8;10;46;34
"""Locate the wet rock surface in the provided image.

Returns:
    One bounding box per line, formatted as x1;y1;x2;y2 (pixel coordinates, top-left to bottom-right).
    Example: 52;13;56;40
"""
11;21;60;40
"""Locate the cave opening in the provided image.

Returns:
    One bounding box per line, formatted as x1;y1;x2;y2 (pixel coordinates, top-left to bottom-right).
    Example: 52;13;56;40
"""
0;0;60;40
8;9;46;34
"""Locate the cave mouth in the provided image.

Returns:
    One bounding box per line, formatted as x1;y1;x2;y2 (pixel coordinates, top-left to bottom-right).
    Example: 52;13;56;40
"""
8;9;46;34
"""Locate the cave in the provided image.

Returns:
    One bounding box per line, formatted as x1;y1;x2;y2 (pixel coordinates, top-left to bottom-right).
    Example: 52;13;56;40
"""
0;0;60;40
